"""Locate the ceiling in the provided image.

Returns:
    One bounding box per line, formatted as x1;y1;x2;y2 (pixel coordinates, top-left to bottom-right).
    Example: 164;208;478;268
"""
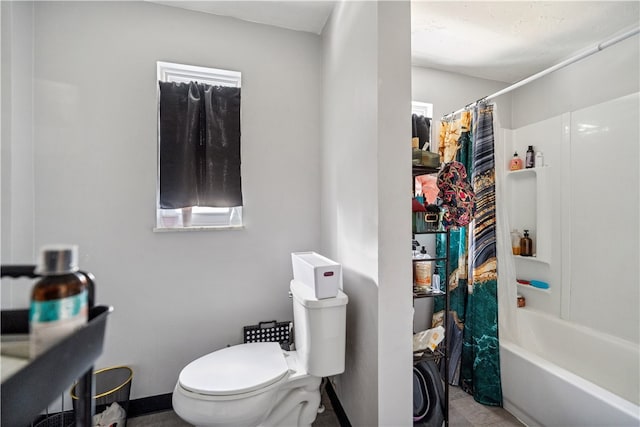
152;1;640;83
411;1;640;82
150;1;335;34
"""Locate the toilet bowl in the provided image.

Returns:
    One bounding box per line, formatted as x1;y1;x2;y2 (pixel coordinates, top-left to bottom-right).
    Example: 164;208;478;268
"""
173;342;291;427
173;280;348;427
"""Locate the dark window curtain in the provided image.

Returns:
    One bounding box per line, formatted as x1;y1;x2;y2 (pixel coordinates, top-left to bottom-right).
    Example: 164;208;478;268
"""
412;113;431;149
159;82;200;209
199;85;242;207
159;81;242;209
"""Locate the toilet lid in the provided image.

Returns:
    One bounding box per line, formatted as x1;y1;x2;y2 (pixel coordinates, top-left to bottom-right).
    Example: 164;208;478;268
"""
179;342;289;396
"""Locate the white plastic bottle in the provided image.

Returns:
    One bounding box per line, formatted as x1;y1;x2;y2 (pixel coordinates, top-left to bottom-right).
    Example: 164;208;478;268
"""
432;266;441;292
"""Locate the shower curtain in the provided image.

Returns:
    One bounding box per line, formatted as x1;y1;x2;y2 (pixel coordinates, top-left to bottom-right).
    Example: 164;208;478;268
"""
435;105;502;406
435;111;472;386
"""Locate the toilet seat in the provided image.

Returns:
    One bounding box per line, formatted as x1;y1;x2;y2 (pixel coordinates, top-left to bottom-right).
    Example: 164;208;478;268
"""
178;342;289;396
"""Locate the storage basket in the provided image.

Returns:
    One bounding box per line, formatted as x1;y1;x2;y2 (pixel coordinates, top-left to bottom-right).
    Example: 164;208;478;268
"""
424;205;441;231
243;320;291;350
71;366;133;426
414;211;441;233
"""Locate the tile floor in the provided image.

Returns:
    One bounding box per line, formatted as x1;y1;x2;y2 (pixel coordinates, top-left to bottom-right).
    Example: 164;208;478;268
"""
446;386;523;427
127;385;523;426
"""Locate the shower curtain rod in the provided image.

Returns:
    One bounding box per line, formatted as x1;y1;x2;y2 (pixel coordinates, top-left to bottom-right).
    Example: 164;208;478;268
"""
441;26;640;120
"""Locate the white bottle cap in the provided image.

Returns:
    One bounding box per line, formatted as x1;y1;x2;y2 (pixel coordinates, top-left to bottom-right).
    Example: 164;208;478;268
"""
36;244;79;275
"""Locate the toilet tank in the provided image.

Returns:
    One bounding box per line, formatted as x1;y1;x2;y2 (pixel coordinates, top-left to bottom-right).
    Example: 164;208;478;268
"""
290;279;348;377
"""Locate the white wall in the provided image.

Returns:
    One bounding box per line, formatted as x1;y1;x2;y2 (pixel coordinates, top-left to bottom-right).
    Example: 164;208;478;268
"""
322;1;412;425
1;2;36;307
376;3;413;425
567;93;639;343
412;66;510;129
3;1;323;399
510;34;639;128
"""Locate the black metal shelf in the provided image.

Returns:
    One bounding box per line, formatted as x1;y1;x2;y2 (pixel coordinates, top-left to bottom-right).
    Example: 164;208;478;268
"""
413;289;446;299
412;257;447;262
413;346;445;363
1;265;111;427
412;159;449;425
1;306;112;427
412;164;440;177
412;226;450;426
414;229;447;235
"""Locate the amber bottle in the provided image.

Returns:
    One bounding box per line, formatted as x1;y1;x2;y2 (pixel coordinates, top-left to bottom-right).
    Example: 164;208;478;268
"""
30;245;88;358
520;230;533;257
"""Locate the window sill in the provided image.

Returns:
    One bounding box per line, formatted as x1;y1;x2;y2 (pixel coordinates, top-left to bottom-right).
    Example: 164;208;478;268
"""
153;225;244;233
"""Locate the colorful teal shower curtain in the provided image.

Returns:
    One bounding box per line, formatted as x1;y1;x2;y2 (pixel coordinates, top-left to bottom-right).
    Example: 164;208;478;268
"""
435;105;502;406
464;104;502;405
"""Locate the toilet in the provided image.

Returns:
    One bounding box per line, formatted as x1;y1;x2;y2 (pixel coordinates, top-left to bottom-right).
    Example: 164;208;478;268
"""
172;279;348;427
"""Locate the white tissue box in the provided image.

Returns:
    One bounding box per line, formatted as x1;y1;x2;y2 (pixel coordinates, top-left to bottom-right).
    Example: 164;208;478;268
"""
291;252;341;299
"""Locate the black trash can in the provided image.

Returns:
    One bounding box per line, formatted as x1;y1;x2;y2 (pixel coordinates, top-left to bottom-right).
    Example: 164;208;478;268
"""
71;366;133;426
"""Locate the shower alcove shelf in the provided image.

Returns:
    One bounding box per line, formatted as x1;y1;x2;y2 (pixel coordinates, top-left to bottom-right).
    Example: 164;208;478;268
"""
412;164;451;426
516;281;551;294
506;166;551;264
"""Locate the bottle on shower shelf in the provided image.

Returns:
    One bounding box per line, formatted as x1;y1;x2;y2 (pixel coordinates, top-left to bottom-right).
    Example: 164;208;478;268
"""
510;229;522;255
520;230;533;257
525;145;535;168
509;152;523;171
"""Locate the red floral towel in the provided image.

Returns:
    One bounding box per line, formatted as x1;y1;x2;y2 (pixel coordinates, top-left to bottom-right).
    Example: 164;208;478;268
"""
437;161;476;228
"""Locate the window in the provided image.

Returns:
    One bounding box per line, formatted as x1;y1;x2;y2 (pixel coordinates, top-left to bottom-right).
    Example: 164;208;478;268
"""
412;101;433;151
412;101;433;118
156;62;243;230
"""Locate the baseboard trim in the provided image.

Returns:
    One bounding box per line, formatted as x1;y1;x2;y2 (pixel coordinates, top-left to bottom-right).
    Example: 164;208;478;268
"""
325;379;352;427
127;393;173;418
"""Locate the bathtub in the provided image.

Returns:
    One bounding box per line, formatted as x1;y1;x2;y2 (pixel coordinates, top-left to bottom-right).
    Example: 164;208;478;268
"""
500;308;639;426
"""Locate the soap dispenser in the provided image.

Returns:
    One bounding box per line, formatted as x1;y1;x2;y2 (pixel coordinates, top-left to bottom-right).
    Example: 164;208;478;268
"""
509;152;523;171
420;246;428;259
